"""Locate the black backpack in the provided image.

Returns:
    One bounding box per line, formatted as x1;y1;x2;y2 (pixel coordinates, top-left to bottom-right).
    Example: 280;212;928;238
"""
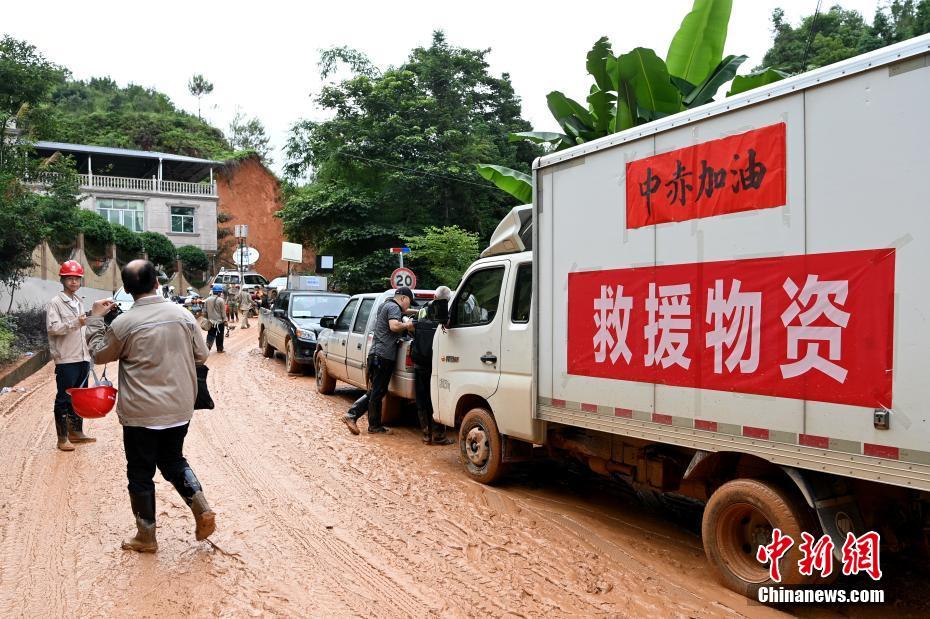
410;318;438;367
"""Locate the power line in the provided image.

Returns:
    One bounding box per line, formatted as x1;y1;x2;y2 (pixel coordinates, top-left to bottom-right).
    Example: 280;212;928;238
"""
335;150;498;190
802;0;824;69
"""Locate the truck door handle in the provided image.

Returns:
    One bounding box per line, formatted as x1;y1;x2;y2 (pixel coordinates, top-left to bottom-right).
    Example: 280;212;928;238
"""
341;340;346;346
480;353;497;364
357;343;362;349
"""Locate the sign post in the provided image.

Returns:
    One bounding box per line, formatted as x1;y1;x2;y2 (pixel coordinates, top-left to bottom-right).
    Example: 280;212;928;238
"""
234;225;249;288
389;247;410;269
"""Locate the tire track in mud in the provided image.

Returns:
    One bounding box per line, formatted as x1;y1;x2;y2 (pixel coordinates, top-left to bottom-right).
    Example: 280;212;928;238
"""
197;335;441;617
227;336;739;618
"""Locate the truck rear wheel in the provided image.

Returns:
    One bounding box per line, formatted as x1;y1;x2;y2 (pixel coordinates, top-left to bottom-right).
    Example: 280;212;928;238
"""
459;408;506;484
315;352;336;394
259;329;274;358
702;478;814;598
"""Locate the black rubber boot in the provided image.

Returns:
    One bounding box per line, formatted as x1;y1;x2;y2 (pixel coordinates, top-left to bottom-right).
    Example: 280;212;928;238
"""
170;468;216;541
54;414;74;452
123;492;157;552
67;414;95;444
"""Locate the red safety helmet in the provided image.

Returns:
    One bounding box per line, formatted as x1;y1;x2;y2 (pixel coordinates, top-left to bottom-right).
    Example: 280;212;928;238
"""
66;385;118;418
59;260;85;277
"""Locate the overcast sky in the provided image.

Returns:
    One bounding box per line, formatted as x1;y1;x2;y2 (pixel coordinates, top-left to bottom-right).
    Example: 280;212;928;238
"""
6;0;884;173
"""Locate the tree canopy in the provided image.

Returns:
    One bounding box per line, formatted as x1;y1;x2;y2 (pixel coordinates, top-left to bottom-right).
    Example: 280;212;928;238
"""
279;31;538;291
761;1;930;73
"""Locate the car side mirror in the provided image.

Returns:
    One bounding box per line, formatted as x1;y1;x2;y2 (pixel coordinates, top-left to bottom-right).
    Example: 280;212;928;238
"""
273;308;286;318
320;316;335;329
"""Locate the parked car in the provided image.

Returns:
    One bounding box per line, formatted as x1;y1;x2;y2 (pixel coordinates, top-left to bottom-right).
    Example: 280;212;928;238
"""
267;276;288;292
313;289;434;422
112;287;135;312
209;268;269;292
258;290;350;374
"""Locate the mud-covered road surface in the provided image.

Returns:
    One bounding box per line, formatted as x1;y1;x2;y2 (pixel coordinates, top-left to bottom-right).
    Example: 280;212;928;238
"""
1;329;927;618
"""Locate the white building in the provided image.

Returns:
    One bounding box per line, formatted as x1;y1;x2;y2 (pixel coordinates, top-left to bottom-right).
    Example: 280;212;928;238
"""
33;141;220;253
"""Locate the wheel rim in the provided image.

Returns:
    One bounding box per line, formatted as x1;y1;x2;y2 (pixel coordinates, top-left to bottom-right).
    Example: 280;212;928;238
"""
464;425;490;467
715;502;774;584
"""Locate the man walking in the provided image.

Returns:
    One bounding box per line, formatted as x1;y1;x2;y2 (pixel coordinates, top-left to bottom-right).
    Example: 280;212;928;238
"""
238;285;253;329
204;284;227;353
45;260;96;451
342;287;414;435
411;286;453;445
86;259;215;553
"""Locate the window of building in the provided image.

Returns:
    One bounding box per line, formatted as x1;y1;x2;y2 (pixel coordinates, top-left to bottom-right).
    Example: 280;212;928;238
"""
97;198;144;232
171;206;195;233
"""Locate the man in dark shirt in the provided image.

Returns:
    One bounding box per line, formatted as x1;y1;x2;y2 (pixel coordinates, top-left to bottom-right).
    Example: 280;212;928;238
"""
342;287;414;435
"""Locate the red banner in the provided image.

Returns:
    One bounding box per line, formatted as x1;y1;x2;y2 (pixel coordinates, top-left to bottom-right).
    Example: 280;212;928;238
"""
625;123;787;229
566;249;895;408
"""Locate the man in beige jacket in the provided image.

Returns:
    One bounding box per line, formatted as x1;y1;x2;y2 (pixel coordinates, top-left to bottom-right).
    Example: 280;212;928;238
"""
46;260;96;451
86;259;215;553
238;285;253;328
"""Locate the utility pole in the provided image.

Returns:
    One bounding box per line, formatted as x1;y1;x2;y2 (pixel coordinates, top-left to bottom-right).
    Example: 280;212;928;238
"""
234;224;249;286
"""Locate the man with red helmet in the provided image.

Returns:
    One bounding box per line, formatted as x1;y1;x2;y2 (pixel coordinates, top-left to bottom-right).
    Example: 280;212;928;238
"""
45;260;96;451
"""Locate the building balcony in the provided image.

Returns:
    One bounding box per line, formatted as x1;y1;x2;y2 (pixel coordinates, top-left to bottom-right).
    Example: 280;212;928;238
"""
78;173;217;197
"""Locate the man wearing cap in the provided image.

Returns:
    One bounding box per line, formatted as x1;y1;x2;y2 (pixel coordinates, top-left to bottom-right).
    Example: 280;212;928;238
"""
342;287;415;435
204;284;227;353
45;260;96;451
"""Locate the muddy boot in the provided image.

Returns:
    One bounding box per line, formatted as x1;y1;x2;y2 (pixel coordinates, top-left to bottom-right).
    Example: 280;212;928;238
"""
122;492;158;553
171;468;216;541
55;416;74;452
430;432;454;446
67;415;96;444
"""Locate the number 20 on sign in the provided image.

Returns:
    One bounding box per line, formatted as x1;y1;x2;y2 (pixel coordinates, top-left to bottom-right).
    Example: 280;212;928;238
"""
391;267;417;290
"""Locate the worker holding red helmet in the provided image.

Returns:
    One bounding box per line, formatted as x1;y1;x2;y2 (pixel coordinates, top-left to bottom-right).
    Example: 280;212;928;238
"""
45;260;96;451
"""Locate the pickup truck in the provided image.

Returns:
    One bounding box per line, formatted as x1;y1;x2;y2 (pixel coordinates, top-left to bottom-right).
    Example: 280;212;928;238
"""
258;290;349;374
313;289;434;422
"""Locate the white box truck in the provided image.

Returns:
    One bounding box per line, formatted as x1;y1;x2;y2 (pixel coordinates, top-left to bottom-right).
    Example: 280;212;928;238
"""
432;35;930;597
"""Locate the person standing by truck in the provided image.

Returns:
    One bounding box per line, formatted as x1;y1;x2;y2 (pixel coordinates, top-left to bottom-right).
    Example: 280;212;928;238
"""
411;286;453;445
45;260;96;451
204;284;227;353
238;285;253;329
85;259;215;553
342;287;415;435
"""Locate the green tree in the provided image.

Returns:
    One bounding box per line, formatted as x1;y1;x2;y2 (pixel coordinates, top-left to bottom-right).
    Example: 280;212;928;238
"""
76;208;114;246
280;32;538;292
0;35;67;116
228;110;272;163
177;244;209;272
139;232;176;272
404;226;479;288
761;1;930;74
187;74;214;120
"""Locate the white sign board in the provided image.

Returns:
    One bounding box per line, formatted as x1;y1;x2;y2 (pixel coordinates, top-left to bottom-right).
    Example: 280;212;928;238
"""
234;224;249;238
282;241;303;263
233;246;260;266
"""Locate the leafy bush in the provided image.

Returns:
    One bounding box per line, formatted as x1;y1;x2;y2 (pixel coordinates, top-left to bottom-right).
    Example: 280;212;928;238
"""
111;223;143;255
0;306;48;364
139;231;176;270
0;317;15;364
76;207;114;245
177;244;209;272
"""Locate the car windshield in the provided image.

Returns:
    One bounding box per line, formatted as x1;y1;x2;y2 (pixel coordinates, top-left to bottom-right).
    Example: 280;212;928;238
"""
244;274;268;285
114;289;133;302
291;295;348;318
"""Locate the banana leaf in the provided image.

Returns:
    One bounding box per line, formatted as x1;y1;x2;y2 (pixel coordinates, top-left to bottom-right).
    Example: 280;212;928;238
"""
475;164;532;204
547;91;596;134
684;54;747;107
666;0;733;85
727;67;789;96
586;36;614;93
617;48;683;117
586;89;613;134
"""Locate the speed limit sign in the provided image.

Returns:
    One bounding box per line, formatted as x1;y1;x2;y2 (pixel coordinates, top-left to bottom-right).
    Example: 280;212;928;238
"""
391;267;417;290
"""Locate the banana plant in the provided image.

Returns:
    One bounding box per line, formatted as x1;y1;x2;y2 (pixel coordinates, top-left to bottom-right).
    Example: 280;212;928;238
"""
478;0;786;202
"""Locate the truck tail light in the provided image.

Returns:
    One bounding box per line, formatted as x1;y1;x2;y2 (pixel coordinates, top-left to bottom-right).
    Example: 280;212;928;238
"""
405;345;414;369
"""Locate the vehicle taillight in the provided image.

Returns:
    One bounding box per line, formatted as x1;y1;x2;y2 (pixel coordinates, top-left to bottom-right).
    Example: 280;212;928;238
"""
405;345;414;369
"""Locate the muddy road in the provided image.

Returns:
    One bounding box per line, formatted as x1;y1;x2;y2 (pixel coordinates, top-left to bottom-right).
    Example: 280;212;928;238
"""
0;330;924;618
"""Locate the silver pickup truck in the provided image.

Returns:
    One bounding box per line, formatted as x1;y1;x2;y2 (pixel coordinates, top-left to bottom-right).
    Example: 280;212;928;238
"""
314;289;434;423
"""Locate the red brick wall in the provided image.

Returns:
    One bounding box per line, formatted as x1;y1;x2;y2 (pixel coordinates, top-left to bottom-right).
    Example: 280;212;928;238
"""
215;156;314;279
